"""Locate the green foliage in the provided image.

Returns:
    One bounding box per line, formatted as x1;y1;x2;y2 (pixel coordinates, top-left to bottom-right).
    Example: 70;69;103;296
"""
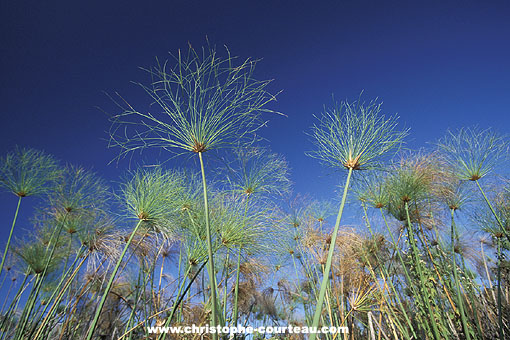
355;171;391;209
438;127;508;181
120;167;184;233
224;146;291;198
3;56;510;340
308;96;408;170
109;44;279;157
48;165;110;214
14;240;63;276
0;146;61;197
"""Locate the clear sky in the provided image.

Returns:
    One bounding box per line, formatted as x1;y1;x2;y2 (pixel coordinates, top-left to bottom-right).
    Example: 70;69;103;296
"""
1;1;509;230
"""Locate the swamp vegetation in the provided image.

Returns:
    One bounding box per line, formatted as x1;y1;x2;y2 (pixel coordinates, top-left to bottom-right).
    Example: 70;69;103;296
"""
0;45;509;339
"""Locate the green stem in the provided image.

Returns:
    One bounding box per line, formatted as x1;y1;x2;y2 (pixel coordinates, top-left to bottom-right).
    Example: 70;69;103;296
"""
125;271;141;340
141;259;150;339
85;219;144;340
159;261;207;340
232;196;250;329
35;245;83;327
405;202;441;340
291;253;302;292
0;278;14;314
62;233;73;275
309;167;353;340
15;211;69;340
476;180;505;339
450;209;471;340
232;246;242;327
198;151;219;340
379;208;414;288
0;196;22;276
32;251;89;340
222;249;230;321
0;270;30;335
497;236;504;340
476;180;510;241
362;203;415;339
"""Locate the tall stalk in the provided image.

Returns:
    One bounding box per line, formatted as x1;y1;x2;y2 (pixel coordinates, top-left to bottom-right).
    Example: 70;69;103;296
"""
86;219;144;340
15;211;70;340
450;209;471;340
308;96;407;338
0;147;61;277
222;250;231;321
159;261;207;340
32;250;89;340
232;246;243;328
108;44;278;338
361;203;416;339
309;167;352;340
0;270;31;335
198;151;219;337
0;196;22;277
404;202;441;340
476;180;506;338
497;236;504;340
232;195;251;329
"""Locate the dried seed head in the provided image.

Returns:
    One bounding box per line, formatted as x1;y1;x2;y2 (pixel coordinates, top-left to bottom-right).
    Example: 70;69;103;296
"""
137;211;149;220
192;141;207;153
344;154;362;170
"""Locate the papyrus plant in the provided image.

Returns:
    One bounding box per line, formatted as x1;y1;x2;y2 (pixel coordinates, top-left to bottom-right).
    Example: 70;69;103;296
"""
435;172;475;339
108;44;278;338
86;167;183;340
384;155;443;339
439;127;509;338
222;146;290;327
0;147;60;282
307;97;407;339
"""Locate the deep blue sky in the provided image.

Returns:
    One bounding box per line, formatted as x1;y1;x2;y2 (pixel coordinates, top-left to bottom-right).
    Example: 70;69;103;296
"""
1;1;510;232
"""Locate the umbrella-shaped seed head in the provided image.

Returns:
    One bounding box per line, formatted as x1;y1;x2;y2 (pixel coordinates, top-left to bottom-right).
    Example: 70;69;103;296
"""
48;165;110;215
477;187;510;239
211;193;272;253
308;96;408;171
354;171;390;209
304;199;335;223
109;44;279;159
14;240;63;275
224;146;291;199
384;154;437;222
0;146;61;197
120;167;185;233
437;127;508;181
